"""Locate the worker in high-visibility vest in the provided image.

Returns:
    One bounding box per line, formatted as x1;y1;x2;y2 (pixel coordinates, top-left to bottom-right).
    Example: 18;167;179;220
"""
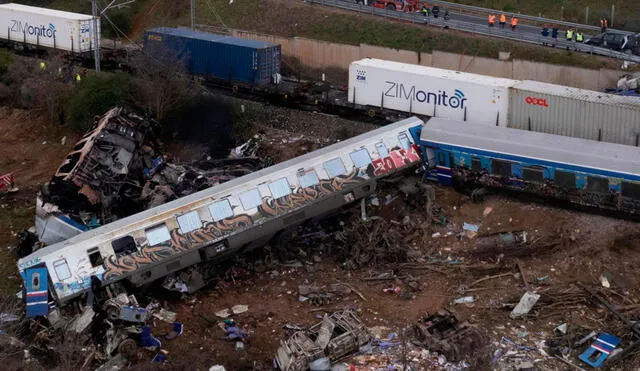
510;17;518;31
39;61;46;71
488;14;496;27
75;73;82;83
566;28;574;41
499;13;506;28
576;31;584;43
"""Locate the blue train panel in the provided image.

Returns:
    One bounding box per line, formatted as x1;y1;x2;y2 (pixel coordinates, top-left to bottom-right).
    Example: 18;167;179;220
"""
144;27;281;86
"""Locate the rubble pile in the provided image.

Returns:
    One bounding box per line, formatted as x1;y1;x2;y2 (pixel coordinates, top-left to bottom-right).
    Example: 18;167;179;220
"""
31;107;266;248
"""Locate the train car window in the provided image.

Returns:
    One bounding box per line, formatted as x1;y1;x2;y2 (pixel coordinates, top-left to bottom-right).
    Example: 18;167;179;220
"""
397;133;411;150
209;199;234;221
587;176;609;192
145;224;171;246
88;247;103;267
31;272;42;291
437;152;445;165
324;158;347;178
522;166;544;182
298;171;320;188
176;211;202;234
53;259;71;281
350;148;372;168
112;236;137;256
375;142;389;158
239;188;263;210
269;178;292;199
622;182;640;199
555;170;577;189
491;159;512;177
471;157;481;171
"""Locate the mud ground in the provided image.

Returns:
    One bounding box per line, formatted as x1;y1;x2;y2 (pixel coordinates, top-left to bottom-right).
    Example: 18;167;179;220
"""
2;104;640;370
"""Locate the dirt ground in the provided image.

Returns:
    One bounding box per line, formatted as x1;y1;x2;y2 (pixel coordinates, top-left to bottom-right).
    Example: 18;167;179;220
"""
3;103;640;370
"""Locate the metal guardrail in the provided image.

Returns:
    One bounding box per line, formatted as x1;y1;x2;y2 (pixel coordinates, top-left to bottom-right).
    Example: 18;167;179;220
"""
308;0;640;63
428;0;633;35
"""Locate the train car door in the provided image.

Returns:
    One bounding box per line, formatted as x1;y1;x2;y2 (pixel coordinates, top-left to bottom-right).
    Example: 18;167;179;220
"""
24;267;49;317
435;150;453;186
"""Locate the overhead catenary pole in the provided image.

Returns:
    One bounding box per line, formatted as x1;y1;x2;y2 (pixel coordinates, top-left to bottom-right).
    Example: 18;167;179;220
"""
191;0;196;30
92;0;101;72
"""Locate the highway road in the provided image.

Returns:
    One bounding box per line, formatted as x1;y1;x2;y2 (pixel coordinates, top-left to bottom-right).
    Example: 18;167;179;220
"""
318;0;640;62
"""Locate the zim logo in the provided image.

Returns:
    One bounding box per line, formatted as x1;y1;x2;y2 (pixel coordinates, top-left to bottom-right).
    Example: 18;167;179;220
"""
525;96;549;107
355;69;366;82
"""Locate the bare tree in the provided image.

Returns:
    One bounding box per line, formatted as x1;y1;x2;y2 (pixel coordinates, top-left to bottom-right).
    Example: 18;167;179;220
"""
129;50;196;121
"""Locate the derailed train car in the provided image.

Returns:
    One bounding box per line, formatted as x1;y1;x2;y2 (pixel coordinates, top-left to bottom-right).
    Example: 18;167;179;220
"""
18;117;422;317
412;118;640;214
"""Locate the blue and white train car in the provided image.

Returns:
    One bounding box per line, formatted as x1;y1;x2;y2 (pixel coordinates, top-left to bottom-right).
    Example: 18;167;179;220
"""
18;117;422;316
412;118;640;213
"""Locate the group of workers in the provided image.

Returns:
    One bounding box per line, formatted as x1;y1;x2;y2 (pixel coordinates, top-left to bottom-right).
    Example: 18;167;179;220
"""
488;13;518;31
39;60;83;83
540;26;584;45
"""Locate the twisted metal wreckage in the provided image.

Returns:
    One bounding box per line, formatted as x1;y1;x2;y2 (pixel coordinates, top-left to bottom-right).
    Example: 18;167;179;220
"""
26;107;265;252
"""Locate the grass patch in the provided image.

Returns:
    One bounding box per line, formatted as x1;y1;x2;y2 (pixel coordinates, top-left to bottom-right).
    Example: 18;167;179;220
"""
0;198;34;296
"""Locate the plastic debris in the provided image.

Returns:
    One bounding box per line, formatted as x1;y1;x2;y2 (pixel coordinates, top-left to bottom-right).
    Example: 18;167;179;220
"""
209;366;226;371
215;308;231;318
0;313;19;322
483;206;493;217
599;275;611;288
453;296;475;304
510;291;540;318
463;223;479;239
309;357;331;370
165;321;184;340
231;304;249;315
153;308;177;323
139;326;162;349
554;323;567;335
382;286;401;294
431;232;441;238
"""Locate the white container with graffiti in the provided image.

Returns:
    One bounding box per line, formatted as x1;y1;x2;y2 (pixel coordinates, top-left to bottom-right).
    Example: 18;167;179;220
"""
0;3;99;53
508;80;640;146
348;58;516;127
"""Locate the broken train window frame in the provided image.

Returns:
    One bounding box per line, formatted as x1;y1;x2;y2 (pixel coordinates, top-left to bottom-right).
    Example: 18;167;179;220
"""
268;178;292;200
349;148;372;168
176;210;202;234
52;258;72;281
297;170;320;188
111;235;137;256
238;188;263;211
145;224;171;247
208;199;234;221
375;141;389;158
397;132;411;150
87;247;104;268
323;157;347;178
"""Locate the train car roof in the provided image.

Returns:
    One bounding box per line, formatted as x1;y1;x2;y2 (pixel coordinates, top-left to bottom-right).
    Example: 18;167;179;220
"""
352;58;518;88
0;3;94;20
420;118;640;178
20;116;424;263
146;27;278;49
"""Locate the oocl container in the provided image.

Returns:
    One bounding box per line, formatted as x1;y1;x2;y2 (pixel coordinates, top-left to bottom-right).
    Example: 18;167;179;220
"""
508;80;640;146
144;27;281;86
0;3;98;53
348;59;516;126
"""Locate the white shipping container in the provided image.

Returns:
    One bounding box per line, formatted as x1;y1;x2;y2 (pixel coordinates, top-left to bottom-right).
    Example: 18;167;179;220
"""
508;80;640;146
348;59;516;126
0;3;99;53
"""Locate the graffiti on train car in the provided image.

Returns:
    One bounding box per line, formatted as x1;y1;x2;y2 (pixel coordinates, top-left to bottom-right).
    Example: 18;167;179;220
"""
101;170;369;280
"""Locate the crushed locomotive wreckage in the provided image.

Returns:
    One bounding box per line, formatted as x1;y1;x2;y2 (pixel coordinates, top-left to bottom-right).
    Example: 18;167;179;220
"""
31;107;264;249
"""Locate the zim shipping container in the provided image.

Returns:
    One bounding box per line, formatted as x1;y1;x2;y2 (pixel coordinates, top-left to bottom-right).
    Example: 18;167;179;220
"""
508;80;640;146
348;59;516;126
0;3;98;53
144;27;281;86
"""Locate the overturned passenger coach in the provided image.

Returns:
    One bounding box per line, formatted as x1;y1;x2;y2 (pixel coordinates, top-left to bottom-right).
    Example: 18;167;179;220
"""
18;117;422;317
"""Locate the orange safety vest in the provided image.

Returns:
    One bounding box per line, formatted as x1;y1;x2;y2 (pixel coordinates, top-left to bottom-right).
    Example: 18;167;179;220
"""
488;14;495;24
500;14;506;23
511;17;518;26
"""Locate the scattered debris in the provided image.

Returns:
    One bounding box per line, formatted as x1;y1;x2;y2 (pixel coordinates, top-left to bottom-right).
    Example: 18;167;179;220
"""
453;296;475;304
231;304;249;315
578;333;621;367
275;309;371;371
510;291;540;319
